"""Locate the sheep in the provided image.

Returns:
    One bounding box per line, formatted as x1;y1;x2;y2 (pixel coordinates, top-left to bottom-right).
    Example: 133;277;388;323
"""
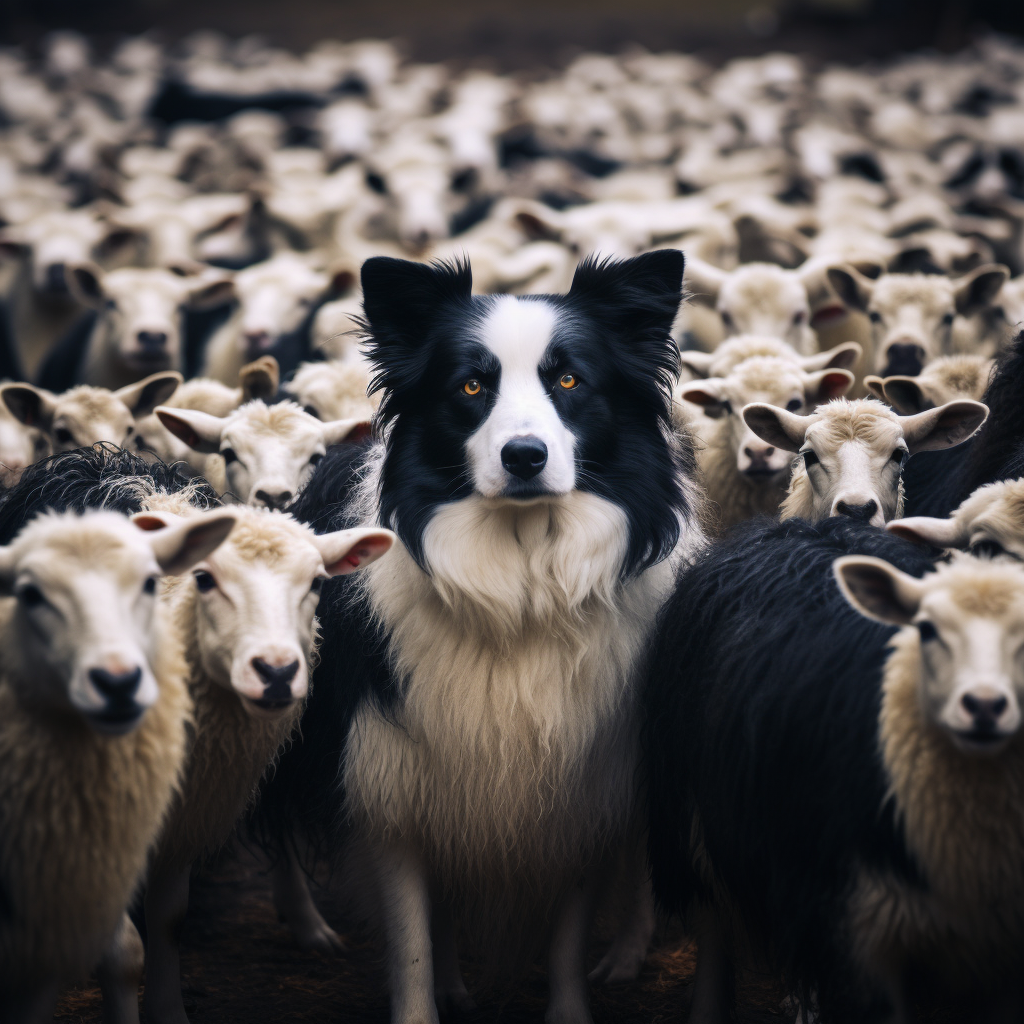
743;397;989;526
889;477;1024;560
200;253;353;385
1;371;181;455
0;402;49;488
679;357;854;530
864;353;994;414
284;359;376;422
827;264;1009;377
155;399;365;509
0;506;236;1021
136;501;395;1024
53;264;234;390
132;357;278;474
645;515;1024;1024
679;335;863;381
310;296;366;363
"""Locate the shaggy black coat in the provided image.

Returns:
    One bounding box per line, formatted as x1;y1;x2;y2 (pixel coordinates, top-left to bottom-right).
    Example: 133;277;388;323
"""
644;516;937;1021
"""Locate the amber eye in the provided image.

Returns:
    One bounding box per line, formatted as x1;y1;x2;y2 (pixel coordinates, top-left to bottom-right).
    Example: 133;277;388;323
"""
463;379;481;396
559;374;578;390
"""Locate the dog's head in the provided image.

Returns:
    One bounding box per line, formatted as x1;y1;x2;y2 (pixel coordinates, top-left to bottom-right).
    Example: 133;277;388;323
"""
360;250;690;575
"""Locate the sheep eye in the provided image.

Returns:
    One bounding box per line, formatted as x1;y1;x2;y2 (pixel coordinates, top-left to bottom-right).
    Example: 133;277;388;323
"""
890;447;908;466
970;538;1006;559
869;311;882;323
792;311;806;325
220;447;238;464
786;398;803;412
801;449;820;467
125;425;134;436
941;312;955;325
917;620;938;642
720;311;733;328
463;379;482;396
193;570;216;593
310;577;325;595
559;373;578;390
993;305;1007;321
143;576;157;596
309;451;324;466
303;405;320;419
54;427;74;445
17;583;45;609
105;298;117;311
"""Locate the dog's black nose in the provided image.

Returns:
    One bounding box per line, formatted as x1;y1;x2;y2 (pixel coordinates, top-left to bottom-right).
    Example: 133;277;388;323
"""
501;437;548;480
88;666;142;700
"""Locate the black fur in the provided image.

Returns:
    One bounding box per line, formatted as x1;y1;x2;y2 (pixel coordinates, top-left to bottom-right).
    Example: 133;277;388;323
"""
0;445;217;544
34;310;97;392
361;250;693;577
644;516;937;1020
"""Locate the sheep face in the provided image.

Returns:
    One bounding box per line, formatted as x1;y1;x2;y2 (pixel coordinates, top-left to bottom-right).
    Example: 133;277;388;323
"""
837;555;1024;753
67;265;233;376
828;265;1008;377
745;398;989;527
889;478;1024;562
155;400;363;509
681;357;853;480
716;266;812;350
864;354;994;414
1;373;181;453
285;360;375;421
0;509;235;733
0;405;49;487
137;509;393;716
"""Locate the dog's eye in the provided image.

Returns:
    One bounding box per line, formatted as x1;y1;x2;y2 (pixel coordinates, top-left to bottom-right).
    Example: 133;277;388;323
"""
221;447;238;464
559;374;578;390
802;449;820;467
143;576;157;596
786;398;802;412
17;583;45;609
54;427;74;446
463;380;482;396
917;620;938;642
193;570;216;593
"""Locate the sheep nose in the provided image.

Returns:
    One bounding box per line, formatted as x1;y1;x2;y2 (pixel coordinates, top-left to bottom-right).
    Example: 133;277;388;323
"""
45;262;68;293
501;437;548;480
743;446;776;474
881;343;926;378
252;658;300;701
88;666;142;701
961;690;1009;731
254;488;293;510
243;330;271;354
137;330;168;351
835;499;879;522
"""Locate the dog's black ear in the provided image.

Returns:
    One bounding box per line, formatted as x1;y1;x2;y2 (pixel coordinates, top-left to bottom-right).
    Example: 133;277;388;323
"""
567;249;685;336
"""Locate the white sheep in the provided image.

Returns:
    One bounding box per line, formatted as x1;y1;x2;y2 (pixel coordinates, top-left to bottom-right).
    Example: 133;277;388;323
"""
681;356;854;530
679;335;862;381
134;501;394;1024
284;360;376;422
744;397;989;526
0;402;49;487
2;371;181;456
864;353;994;414
0;507;236;1021
155;399;364;509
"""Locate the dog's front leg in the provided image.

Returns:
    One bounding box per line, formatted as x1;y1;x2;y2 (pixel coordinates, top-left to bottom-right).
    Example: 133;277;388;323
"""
378;841;438;1024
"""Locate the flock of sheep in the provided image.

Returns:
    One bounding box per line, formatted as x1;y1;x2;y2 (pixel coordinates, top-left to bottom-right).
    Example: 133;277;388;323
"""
3;22;1024;1024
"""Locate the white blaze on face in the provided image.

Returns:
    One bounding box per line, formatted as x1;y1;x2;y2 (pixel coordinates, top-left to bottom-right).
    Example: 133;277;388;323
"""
466;296;577;499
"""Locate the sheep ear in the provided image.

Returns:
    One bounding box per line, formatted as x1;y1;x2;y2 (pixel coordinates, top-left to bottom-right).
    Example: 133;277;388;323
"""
512;201;565;242
66;263;106;307
954;263;1008;317
682;256;727;305
679;351;716;378
679;379;730;418
146;510;237;575
827;264;874;312
314;527;396;576
886;516;967;549
131;510;183;532
863;375;888;402
742;403;810;453
834;555;925;625
805;369;854;404
900;399;988;454
239;356;279;402
800;341;862;372
328;267;355;297
116;371;182;418
321;418;370;446
2;384;58;431
155;406;226;454
882;377;928;415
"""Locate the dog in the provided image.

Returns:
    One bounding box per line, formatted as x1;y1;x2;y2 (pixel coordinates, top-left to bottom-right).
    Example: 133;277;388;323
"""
291;248;703;1024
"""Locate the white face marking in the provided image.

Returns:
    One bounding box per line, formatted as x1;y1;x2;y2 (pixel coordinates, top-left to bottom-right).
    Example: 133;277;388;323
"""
466;296;577;500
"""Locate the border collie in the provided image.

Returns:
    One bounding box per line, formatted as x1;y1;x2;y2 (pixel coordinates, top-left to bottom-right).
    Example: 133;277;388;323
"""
339;249;702;1024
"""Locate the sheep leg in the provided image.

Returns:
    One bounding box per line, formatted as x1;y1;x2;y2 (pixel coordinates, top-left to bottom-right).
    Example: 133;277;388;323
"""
142;863;192;1024
688;909;732;1024
377;841;438;1024
545;867;604;1024
1;983;58;1024
588;842;655;986
431;899;474;1016
96;911;144;1024
270;840;345;954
